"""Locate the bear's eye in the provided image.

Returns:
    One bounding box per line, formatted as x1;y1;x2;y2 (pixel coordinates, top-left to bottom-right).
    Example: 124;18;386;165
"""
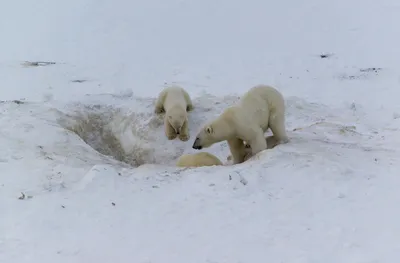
206;127;212;134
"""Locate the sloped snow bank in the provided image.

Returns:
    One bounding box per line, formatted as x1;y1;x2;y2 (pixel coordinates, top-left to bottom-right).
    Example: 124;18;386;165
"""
2;92;400;262
1;91;394;196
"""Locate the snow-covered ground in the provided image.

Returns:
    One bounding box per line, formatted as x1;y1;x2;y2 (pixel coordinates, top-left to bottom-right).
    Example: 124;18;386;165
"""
1;0;400;262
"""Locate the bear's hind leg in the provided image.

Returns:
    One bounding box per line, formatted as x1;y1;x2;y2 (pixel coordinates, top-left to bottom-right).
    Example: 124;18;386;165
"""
227;138;247;164
183;90;194;111
178;119;190;141
269;113;289;143
155;104;164;114
164;117;177;140
154;90;167;114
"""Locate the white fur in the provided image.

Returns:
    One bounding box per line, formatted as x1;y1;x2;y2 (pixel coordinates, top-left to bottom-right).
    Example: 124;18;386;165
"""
226;135;281;162
176;152;223;167
192;84;288;164
155;86;193;141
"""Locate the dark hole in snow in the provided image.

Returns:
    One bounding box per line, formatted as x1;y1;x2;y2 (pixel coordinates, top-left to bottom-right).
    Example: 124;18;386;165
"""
57;104;183;167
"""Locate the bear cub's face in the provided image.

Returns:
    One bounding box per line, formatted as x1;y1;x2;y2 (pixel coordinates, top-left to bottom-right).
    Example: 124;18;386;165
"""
167;107;186;134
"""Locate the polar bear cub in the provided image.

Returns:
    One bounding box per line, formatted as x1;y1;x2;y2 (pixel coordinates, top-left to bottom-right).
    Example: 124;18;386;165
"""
192;84;289;164
176;152;223;167
155;85;193;141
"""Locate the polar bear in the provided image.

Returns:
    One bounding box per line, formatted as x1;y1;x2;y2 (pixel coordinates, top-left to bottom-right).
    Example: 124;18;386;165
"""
154;85;193;141
192;84;289;164
176;152;223;167
226;135;281;162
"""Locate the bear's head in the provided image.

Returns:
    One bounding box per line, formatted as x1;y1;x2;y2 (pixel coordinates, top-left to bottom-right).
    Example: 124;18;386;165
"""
192;117;233;150
167;106;187;134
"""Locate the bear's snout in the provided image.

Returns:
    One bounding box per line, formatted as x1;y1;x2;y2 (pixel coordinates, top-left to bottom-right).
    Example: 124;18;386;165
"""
172;123;182;135
192;138;202;150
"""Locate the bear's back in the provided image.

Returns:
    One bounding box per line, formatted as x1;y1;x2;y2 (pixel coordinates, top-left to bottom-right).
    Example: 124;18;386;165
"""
163;86;187;110
176;152;223;167
239;84;284;119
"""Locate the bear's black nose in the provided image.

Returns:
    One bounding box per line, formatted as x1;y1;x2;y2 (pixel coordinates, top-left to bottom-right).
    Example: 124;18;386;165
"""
192;138;202;150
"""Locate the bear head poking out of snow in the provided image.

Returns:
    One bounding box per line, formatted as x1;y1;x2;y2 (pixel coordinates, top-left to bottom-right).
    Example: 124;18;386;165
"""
192;84;289;164
176;152;223;168
154;85;193;141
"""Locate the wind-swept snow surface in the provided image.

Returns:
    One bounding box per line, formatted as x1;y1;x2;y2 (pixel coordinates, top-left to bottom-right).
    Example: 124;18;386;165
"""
1;0;400;262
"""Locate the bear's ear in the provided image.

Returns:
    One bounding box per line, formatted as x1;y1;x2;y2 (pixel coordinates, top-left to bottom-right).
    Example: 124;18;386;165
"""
205;126;213;134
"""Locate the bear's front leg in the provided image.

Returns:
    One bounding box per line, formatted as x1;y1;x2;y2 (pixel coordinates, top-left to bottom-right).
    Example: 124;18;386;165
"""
227;138;247;164
164;117;177;140
227;141;252;162
248;128;268;156
178;119;190;141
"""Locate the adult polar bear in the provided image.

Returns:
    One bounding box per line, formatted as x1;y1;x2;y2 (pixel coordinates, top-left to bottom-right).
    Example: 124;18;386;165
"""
155;85;193;141
192;84;289;164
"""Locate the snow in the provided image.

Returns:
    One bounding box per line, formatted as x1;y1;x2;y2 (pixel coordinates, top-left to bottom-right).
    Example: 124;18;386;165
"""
1;0;400;262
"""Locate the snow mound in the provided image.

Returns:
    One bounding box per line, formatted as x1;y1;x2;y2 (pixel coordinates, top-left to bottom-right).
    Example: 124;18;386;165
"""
2;92;399;262
1;91;392;198
1;92;384;172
